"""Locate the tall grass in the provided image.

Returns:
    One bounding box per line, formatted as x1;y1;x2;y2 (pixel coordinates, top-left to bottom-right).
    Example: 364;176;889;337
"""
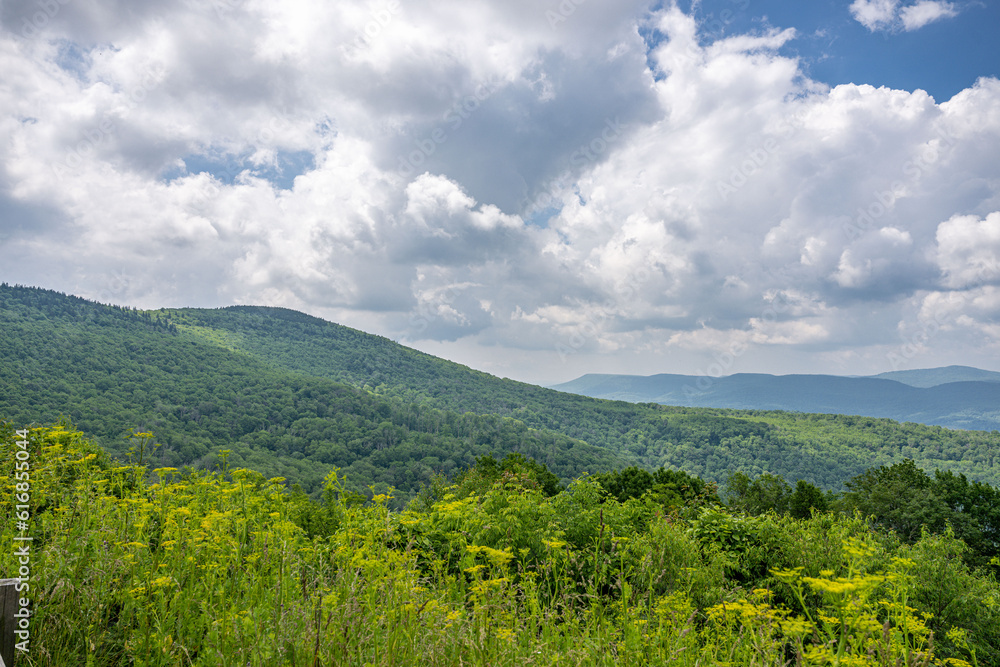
1;422;996;666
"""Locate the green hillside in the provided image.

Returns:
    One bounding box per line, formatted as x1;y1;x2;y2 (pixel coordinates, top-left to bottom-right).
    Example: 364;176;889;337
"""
2;283;1000;495
161;304;661;444
158;300;1000;488
0;285;627;499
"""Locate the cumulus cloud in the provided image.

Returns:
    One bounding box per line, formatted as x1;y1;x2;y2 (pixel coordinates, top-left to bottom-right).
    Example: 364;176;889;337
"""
0;0;998;383
899;1;958;31
849;0;900;31
935;212;1000;289
850;0;958;32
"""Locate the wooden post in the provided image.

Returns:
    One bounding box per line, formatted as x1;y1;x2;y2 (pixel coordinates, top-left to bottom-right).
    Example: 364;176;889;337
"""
0;579;21;667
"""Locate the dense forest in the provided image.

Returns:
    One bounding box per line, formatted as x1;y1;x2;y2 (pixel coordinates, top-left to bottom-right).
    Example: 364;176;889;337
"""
3;283;1000;503
3;423;998;666
0;285;628;498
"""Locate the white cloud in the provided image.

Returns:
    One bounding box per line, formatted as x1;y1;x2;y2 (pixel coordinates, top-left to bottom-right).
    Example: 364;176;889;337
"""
850;0;958;32
935;212;1000;288
899;1;958;31
849;0;900;31
0;1;998;384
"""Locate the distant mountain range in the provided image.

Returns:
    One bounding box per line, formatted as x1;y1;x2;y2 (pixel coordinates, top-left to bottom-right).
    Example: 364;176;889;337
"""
550;366;1000;431
869;366;1000;388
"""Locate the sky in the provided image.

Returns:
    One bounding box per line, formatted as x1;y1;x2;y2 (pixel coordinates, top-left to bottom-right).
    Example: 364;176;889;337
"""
1;0;999;386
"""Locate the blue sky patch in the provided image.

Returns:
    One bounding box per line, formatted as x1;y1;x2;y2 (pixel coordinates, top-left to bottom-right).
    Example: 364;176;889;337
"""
685;0;999;101
173;150;315;190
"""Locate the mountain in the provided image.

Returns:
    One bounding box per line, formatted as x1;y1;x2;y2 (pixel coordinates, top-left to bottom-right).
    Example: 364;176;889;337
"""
0;284;629;499
869;365;1000;388
3;283;1000;494
549;371;1000;431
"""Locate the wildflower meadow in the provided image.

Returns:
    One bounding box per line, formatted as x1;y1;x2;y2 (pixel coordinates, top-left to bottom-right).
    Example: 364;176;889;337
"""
2;421;998;666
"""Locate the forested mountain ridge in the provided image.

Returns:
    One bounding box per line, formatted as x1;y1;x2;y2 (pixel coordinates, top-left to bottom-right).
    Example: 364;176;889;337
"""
163;304;632;424
0;284;628;498
2;283;1000;496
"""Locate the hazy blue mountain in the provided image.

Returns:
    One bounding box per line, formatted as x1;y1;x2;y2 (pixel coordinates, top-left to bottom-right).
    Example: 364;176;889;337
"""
868;365;1000;388
550;372;1000;431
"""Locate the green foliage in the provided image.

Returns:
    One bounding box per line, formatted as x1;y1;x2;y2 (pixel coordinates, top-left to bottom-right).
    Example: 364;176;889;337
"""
591;465;719;511
770;542;939;666
930;469;1000;569
725;472;829;520
453;452;563;498
7;422;999;666
788;478;828;518
726;470;792;515
842;459;1000;571
903;527;1000;665
843;459;946;543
